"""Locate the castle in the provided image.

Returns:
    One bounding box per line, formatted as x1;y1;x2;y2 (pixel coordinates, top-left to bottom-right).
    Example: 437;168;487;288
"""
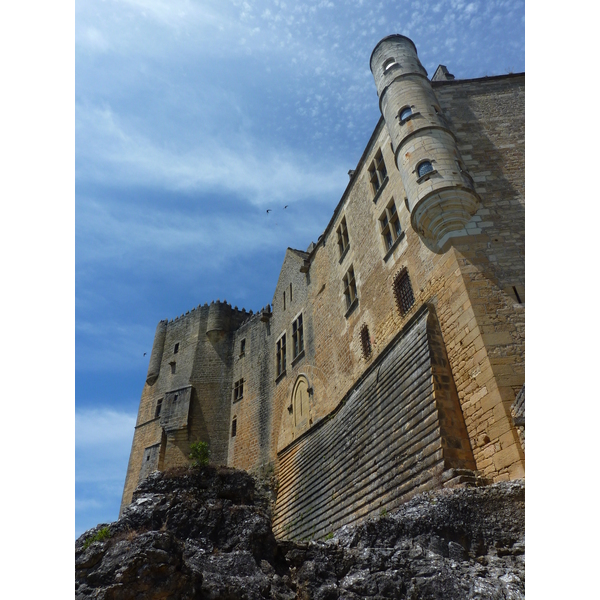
120;34;525;541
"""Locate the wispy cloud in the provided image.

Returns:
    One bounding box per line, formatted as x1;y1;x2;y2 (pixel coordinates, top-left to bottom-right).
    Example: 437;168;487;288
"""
76;103;347;207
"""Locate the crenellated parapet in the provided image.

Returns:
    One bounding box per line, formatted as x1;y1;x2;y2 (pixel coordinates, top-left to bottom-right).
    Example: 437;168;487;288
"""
370;34;479;250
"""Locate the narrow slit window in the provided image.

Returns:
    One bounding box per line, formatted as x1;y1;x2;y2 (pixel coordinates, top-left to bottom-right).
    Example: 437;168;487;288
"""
173;343;179;354
290;282;293;303
240;339;246;355
231;418;237;438
170;362;176;374
154;398;163;418
292;314;304;358
277;334;287;376
283;291;286;311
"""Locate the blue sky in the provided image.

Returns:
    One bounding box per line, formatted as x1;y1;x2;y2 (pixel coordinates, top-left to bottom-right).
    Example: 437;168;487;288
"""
75;0;525;538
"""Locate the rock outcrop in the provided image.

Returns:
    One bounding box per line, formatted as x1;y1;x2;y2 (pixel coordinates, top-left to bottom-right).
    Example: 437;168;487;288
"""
76;466;524;599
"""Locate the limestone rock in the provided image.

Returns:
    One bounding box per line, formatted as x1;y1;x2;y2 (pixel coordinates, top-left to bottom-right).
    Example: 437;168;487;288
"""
76;466;524;599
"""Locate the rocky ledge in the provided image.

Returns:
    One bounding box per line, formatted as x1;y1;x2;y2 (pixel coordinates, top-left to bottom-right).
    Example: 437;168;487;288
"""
76;467;524;599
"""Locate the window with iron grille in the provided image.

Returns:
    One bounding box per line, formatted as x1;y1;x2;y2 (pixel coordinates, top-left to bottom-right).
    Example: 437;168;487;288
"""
277;334;287;377
360;324;372;359
368;149;387;196
337;217;350;258
292;314;304;358
393;268;415;316
343;266;358;310
233;378;244;402
379;198;402;251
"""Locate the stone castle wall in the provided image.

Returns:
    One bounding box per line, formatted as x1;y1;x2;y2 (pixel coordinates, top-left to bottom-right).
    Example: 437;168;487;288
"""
121;41;525;536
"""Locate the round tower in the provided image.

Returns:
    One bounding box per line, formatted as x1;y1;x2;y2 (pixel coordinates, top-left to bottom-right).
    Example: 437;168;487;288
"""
370;35;479;250
146;319;167;385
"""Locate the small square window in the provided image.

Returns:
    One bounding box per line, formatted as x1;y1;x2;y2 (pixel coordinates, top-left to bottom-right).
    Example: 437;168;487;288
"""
343;266;358;311
292;314;304;359
337;217;350;258
393;268;415;316
233;378;244;402
368;149;387;196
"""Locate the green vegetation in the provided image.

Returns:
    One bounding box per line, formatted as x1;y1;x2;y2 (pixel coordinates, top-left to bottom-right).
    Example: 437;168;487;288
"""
325;532;334;540
189;441;210;467
83;526;111;550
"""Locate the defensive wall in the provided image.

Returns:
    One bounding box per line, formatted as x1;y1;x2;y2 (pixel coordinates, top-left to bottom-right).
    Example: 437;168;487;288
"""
121;35;525;540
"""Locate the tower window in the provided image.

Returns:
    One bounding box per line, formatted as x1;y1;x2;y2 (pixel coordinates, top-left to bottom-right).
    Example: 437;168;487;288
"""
277;334;287;377
173;343;179;354
417;160;434;178
240;339;246;356
292;313;304;359
233;378;244;402
283;291;286;311
393;268;415;316
368;149;387;197
170;362;176;374
399;106;412;122
337;217;350;258
379;198;403;252
154;397;163;418
231;418;237;438
290;282;293;303
360;324;372;359
343;266;358;311
383;58;396;72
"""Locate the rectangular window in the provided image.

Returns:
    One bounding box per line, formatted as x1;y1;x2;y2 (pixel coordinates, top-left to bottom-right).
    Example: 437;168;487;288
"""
393;267;415;316
277;334;287;377
231;418;237;438
173;343;179;354
337;217;350;258
233;378;244;402
379;198;403;251
368;149;387;196
170;362;176;374
360;324;372;359
154;397;163;418
292;314;304;358
343;266;358;310
290;282;293;303
240;339;246;356
283;291;286;311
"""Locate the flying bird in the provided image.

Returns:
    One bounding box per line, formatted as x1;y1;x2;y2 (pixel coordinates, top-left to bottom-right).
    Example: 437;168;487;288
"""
266;209;271;213
284;205;288;209
143;352;147;356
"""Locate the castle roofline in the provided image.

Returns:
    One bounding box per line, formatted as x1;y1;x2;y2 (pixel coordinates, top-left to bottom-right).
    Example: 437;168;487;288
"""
431;71;524;87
